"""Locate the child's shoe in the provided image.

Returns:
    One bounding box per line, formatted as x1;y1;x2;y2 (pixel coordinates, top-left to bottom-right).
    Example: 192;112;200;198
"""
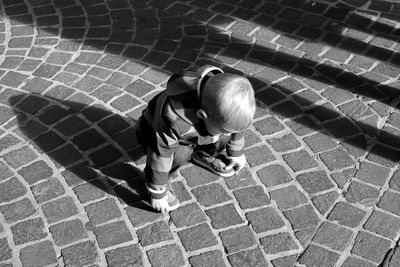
146;184;179;212
191;150;235;178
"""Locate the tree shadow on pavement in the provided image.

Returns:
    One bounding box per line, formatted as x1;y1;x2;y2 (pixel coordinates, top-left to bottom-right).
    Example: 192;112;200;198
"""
8;93;156;212
6;0;400;164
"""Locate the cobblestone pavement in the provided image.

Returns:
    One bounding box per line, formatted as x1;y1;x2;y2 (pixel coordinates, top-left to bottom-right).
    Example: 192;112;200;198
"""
0;0;400;266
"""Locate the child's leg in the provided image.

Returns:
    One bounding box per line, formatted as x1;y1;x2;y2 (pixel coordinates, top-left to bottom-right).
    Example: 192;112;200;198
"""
170;144;193;174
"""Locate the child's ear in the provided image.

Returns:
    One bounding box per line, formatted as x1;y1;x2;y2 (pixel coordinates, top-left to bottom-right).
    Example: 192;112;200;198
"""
196;109;208;119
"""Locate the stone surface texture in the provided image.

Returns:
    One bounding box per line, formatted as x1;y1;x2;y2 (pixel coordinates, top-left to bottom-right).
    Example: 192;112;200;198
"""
0;0;399;266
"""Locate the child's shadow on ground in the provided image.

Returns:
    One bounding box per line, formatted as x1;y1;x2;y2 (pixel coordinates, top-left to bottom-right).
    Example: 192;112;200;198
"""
9;93;155;211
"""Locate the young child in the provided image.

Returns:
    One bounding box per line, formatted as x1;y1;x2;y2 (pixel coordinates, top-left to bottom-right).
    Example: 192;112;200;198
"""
136;65;256;212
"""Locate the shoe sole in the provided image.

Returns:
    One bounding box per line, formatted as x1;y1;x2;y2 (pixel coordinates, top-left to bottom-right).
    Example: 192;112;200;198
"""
192;153;235;178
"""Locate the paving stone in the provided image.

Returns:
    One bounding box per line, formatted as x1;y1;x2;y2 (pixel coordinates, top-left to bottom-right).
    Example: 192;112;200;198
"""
330;168;356;189
180;165;219;187
303;132;337;153
0;177;27;204
366;144;400;168
260;232;298;255
219;226;257;254
205;203;244;230
256;164;293;187
50;143;83;166
85;198;122;225
33;131;65;153
311;191;339;215
189;250;227;267
178;223;218;252
377;190;400;217
266;134;301;153
38;105;71;126
191;183;232;207
313;221;353;251
327;201;367;228
110;94;140;112
270;100;303;119
31;177;65;203
21;77;52;94
0;238;12;261
233;185;270;209
271;254;298;267
0;106;16;127
227;247;268;267
171;180;192;203
170;203;206;227
94;220;132;249
49;219;87;246
255;86;285;107
124;79;155;97
308;102;340;123
319;147;354;171
88;144;122;167
296;170;335;195
283;150;318;172
97;114;130;136
270;185;308;210
244;129;262;148
224;168;257;189
41;196;78;223
73;179;107;203
341;256;376;267
351;231;392;263
105;244;143;267
246;207;285;233
62;162;97;187
61;241;98;267
322;87;356;105
297;244;340;267
0;134;21;152
33;63;61;78
355;161;391;186
54;116;89;136
73;75;102;93
20;240;57;267
390;170;400;192
147;244;185;267
244;145;275;167
341;135;369;159
137;220;173;247
125;202;163;227
3;146;37;168
324;119;362;140
345;180;380;205
253;117;285;135
0;198;35;223
0;71;28;87
283;205;320;230
295;227;317;248
363;210;400;239
11;217;47;245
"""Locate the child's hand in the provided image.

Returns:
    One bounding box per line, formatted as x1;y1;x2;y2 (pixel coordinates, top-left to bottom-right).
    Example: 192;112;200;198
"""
225;154;246;174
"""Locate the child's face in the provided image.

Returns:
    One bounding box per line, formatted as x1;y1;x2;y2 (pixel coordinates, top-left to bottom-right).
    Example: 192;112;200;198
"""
204;118;234;136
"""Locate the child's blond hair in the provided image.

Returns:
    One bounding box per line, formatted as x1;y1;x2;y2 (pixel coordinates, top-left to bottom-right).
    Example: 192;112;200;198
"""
201;73;256;132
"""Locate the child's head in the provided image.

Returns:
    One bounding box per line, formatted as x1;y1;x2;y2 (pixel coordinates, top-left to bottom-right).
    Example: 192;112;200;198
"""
198;73;256;135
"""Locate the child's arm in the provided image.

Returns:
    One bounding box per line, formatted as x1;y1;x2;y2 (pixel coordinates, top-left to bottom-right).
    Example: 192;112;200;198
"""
225;132;246;174
144;112;181;211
